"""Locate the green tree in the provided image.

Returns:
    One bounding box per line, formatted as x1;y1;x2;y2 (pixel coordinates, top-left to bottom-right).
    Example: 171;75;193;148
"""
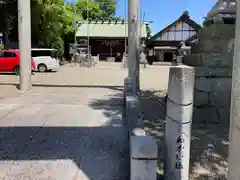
75;0;101;20
0;0;120;54
0;0;74;53
0;0;17;46
146;25;152;39
74;0;119;21
95;0;117;20
31;0;75;53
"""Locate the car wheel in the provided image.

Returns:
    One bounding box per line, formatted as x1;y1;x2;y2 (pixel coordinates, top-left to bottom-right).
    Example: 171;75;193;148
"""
13;66;20;75
38;64;47;72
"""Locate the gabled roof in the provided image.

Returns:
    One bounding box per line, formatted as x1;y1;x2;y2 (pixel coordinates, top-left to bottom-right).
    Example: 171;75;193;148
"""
76;20;151;38
150;11;202;41
185;34;198;45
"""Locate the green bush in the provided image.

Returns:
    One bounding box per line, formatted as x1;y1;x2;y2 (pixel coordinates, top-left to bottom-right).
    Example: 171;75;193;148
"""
0;44;4;49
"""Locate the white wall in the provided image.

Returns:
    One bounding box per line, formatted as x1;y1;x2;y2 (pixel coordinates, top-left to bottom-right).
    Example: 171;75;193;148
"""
156;21;197;41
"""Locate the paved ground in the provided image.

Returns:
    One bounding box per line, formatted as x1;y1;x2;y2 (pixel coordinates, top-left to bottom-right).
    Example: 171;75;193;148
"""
0;62;170;180
0;92;128;180
0;62;169;94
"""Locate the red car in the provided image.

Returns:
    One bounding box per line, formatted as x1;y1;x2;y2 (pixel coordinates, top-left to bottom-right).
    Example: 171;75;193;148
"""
0;49;36;74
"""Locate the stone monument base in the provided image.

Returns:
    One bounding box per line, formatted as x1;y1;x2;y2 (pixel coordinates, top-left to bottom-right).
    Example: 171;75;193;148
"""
184;24;235;124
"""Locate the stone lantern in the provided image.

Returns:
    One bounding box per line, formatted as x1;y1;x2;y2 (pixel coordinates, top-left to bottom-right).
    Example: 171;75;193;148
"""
183;0;237;124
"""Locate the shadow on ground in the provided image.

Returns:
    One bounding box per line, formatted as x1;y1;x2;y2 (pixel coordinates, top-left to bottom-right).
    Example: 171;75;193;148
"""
0;126;129;179
0;82;229;179
0;84;129;179
0;73;17;76
87;88;130;178
137;89;166;180
0;83;124;92
138;89;229;180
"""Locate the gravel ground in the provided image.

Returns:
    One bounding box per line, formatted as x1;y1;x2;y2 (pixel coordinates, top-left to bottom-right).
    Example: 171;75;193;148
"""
139;90;228;180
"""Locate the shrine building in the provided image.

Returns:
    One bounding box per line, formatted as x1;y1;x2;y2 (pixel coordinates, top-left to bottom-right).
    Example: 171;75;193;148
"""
76;20;150;61
147;11;202;62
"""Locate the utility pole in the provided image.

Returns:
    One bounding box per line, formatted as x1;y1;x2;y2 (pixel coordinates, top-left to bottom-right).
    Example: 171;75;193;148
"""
74;0;77;45
128;0;139;93
135;2;141;91
87;0;91;67
124;0;127;54
228;1;240;179
18;0;32;92
73;0;77;66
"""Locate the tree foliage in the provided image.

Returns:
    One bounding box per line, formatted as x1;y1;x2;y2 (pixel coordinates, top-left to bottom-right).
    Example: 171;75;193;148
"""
0;0;119;53
30;0;75;53
0;0;146;53
72;0;120;21
146;25;152;39
95;0;118;20
0;0;17;42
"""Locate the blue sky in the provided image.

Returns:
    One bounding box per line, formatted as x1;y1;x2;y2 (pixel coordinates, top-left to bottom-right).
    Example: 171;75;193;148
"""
67;0;216;35
115;0;216;34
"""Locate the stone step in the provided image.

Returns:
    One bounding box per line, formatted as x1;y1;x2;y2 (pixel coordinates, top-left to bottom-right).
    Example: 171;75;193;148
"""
195;67;232;77
194;89;231;108
190;39;234;54
194;77;232;93
193;106;230;124
197;24;235;40
184;52;233;68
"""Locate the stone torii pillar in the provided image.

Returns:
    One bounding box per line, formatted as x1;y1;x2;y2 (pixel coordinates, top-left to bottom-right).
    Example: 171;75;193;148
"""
204;0;240;179
128;0;140;93
18;0;32;92
184;1;240;178
227;0;240;179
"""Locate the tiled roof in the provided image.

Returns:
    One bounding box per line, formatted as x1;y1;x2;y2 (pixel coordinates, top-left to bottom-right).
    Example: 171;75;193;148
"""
76;20;150;38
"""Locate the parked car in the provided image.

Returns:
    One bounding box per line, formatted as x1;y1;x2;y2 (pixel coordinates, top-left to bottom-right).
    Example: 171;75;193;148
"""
0;49;36;74
31;48;60;72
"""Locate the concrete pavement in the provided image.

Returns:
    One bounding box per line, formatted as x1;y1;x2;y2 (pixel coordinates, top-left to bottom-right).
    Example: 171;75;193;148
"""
0;63;132;180
0;62;170;179
0;62;169;93
0;89;129;180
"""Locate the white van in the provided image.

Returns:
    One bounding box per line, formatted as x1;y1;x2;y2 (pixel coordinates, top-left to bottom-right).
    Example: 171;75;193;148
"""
31;48;60;72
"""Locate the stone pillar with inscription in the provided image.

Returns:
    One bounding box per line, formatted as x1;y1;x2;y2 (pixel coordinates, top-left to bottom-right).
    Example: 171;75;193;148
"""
164;66;195;180
184;0;236;124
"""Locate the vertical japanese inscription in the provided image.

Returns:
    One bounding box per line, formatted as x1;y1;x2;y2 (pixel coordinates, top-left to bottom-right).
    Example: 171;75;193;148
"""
175;135;184;170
